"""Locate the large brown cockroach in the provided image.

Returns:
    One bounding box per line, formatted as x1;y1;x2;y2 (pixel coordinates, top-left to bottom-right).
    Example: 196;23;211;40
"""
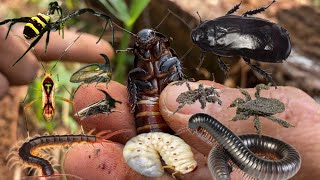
122;28;185;134
118;28;197;178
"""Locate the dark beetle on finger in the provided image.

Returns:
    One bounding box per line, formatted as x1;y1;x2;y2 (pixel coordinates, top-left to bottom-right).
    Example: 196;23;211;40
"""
171;0;290;86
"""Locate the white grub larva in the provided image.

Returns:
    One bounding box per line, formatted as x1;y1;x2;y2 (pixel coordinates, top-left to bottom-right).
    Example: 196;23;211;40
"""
123;132;197;177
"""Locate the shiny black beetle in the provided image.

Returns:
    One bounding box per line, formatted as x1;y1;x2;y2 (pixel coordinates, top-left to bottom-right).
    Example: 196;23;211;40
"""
190;0;291;85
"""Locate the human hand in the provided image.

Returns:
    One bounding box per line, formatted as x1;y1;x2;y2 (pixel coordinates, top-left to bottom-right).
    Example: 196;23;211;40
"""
64;80;320;179
0;25;114;99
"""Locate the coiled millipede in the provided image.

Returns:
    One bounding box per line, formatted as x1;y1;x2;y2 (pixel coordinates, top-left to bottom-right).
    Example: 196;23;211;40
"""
189;113;301;180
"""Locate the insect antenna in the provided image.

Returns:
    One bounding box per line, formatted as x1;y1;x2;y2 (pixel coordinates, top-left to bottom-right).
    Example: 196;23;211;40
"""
154;11;171;30
196;11;203;24
179;45;194;62
112;21;137;38
49;33;82;74
167;9;193;31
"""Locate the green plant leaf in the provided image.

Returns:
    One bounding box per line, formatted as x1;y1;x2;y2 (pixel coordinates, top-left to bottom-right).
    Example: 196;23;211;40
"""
127;0;150;26
108;0;130;22
98;0;118;16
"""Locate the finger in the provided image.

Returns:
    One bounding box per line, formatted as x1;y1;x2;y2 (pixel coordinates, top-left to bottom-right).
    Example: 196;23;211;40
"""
34;30;114;63
0;72;9;99
0;26;39;85
64;142;153;180
73;81;136;144
160;81;320;179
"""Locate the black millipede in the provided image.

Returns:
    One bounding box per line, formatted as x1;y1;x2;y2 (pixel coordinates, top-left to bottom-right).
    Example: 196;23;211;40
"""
7;130;128;177
189;113;301;180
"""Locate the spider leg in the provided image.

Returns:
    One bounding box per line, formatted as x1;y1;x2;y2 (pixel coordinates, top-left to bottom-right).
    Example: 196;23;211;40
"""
44;27;51;55
0;17;31;39
12;26;49;66
58;8;113;45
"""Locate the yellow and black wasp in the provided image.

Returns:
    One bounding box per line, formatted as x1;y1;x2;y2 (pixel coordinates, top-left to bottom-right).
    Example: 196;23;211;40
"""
0;1;113;66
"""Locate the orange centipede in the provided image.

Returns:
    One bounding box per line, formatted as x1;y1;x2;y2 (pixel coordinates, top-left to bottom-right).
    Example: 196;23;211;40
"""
7;130;128;178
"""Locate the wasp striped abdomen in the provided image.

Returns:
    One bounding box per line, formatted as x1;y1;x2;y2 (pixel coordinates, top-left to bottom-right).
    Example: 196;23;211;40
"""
23;13;50;39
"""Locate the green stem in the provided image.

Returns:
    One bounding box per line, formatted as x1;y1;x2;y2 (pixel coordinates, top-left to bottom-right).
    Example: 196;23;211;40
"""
114;24;133;84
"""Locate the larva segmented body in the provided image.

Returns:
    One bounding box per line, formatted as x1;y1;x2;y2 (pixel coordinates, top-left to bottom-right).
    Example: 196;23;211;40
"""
123;132;197;177
189;113;301;180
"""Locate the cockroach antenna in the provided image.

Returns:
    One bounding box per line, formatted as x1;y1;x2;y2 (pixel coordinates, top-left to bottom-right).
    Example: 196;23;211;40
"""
180;45;194;61
50;33;82;73
167;9;193;30
196;11;203;23
154;11;171;30
112;21;138;38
